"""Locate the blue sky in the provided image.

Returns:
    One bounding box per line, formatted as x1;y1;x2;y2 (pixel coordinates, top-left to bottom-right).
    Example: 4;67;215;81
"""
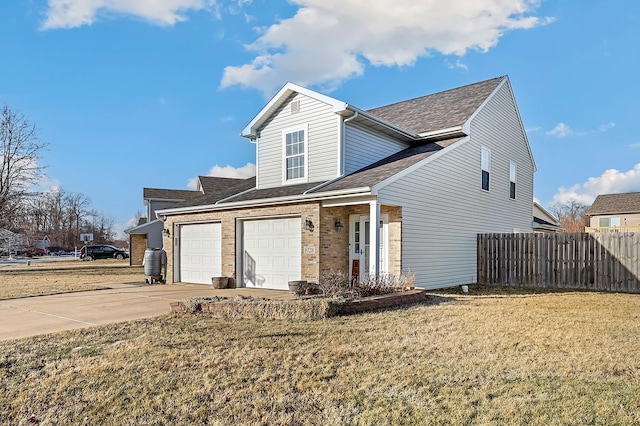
1;1;639;237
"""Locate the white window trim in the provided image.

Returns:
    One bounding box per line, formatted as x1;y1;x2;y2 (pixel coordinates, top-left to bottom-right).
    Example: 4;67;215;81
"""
481;146;491;192
282;124;309;185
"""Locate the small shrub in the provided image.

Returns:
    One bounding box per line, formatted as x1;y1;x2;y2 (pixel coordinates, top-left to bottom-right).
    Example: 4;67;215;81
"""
356;273;414;297
317;271;359;299
318;271;415;299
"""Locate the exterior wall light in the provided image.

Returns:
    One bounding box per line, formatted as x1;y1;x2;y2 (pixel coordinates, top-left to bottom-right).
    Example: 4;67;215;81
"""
334;219;343;231
304;217;314;232
162;228;171;237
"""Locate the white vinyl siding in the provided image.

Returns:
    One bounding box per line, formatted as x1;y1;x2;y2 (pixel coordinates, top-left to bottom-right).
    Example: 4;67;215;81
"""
256;93;338;189
344;123;409;174
377;81;534;290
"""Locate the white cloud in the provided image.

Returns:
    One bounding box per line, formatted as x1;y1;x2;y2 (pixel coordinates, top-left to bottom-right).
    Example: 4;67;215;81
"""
446;58;468;71
113;216;139;240
630;142;640;149
221;0;552;95
187;162;256;189
41;0;216;29
551;163;640;206
546;122;576;137
546;121;615;138
598;122;615;132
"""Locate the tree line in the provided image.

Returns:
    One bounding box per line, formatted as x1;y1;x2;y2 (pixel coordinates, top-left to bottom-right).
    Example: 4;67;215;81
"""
1;105;116;252
549;199;590;232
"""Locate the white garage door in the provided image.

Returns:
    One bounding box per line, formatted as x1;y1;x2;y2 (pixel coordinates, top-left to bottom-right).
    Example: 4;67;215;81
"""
179;223;222;284
243;217;301;290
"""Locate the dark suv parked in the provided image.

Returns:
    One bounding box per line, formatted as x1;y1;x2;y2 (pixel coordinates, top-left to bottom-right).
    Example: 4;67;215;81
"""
80;245;129;260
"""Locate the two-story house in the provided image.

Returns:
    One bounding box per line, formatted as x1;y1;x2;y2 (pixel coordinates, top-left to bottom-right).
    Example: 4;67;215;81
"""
156;76;535;289
585;192;640;233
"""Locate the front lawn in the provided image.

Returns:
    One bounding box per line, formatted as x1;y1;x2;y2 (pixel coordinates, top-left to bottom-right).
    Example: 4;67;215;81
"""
0;261;144;300
1;289;639;424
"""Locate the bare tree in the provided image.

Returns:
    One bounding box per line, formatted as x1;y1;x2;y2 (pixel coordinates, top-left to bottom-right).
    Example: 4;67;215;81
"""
0;105;47;229
549;199;590;232
65;191;91;245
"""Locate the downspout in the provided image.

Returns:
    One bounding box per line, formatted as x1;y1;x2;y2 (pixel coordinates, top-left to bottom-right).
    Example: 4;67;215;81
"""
344;111;358;124
342;111;358;176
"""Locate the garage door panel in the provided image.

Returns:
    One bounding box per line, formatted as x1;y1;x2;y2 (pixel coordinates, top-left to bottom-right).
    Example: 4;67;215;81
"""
179;223;221;285
243;217;301;290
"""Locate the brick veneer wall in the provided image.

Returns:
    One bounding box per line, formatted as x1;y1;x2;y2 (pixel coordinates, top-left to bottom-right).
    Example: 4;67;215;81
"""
162;201;402;285
162;202;320;284
319;206;350;275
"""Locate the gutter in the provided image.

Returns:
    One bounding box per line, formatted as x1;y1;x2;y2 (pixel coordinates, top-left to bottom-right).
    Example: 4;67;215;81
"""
418;126;465;140
303;175;347;194
156;187;372;216
343;111;358;124
215;186;257;204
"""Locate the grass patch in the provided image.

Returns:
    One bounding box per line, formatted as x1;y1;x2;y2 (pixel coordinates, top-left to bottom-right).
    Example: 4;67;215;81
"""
0;261;144;300
1;289;639;424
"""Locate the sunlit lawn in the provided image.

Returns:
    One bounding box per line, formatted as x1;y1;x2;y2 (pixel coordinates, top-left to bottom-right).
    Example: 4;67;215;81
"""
0;260;143;300
1;287;639;425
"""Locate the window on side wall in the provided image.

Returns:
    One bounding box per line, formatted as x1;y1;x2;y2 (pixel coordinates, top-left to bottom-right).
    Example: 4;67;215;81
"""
599;217;621;230
509;161;517;199
283;125;307;182
481;147;490;191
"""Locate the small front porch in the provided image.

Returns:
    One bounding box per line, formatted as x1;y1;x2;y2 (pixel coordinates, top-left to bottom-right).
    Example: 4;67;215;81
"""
319;198;402;280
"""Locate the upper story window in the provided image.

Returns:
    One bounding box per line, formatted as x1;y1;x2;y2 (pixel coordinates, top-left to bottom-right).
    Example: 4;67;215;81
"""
481;147;490;191
283;125;308;182
509;161;517;199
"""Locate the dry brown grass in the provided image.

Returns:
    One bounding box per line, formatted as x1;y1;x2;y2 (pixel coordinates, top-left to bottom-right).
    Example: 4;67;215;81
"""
1;287;639;425
0;260;144;300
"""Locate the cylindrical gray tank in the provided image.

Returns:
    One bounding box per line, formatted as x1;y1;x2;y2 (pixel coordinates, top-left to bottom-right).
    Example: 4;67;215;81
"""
144;248;163;277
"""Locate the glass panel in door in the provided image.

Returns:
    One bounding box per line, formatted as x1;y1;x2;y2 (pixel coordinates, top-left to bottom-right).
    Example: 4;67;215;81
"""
364;220;370;275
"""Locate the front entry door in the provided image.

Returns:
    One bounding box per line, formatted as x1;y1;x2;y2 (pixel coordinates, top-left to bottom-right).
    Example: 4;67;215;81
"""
349;214;388;279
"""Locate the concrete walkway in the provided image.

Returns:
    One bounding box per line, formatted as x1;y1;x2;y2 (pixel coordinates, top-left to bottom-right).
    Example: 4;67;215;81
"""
0;284;293;341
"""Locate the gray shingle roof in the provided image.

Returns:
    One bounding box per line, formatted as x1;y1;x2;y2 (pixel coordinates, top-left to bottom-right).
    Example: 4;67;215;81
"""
317;137;462;193
197;176;255;195
143;188;202;201
586;192;640;215
193;137;462;206
170;177;257;208
222;181;321;203
367;77;504;134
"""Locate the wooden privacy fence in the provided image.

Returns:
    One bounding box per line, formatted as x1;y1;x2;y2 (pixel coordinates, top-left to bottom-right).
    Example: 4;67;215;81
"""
477;233;640;293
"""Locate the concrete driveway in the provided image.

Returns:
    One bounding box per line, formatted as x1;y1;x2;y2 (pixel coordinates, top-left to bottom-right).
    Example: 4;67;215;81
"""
0;283;292;341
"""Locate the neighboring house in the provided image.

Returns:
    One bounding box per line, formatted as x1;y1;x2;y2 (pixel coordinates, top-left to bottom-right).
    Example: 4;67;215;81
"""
34;235;50;252
125;177;254;265
585;192;640;233
0;229;26;255
533;202;561;233
156;76;535;290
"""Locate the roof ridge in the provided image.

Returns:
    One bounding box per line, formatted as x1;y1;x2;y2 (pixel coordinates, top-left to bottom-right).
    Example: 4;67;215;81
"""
367;76;505;111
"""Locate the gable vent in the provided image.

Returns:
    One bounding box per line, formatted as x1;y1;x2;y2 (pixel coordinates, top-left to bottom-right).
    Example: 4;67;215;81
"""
290;100;300;114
